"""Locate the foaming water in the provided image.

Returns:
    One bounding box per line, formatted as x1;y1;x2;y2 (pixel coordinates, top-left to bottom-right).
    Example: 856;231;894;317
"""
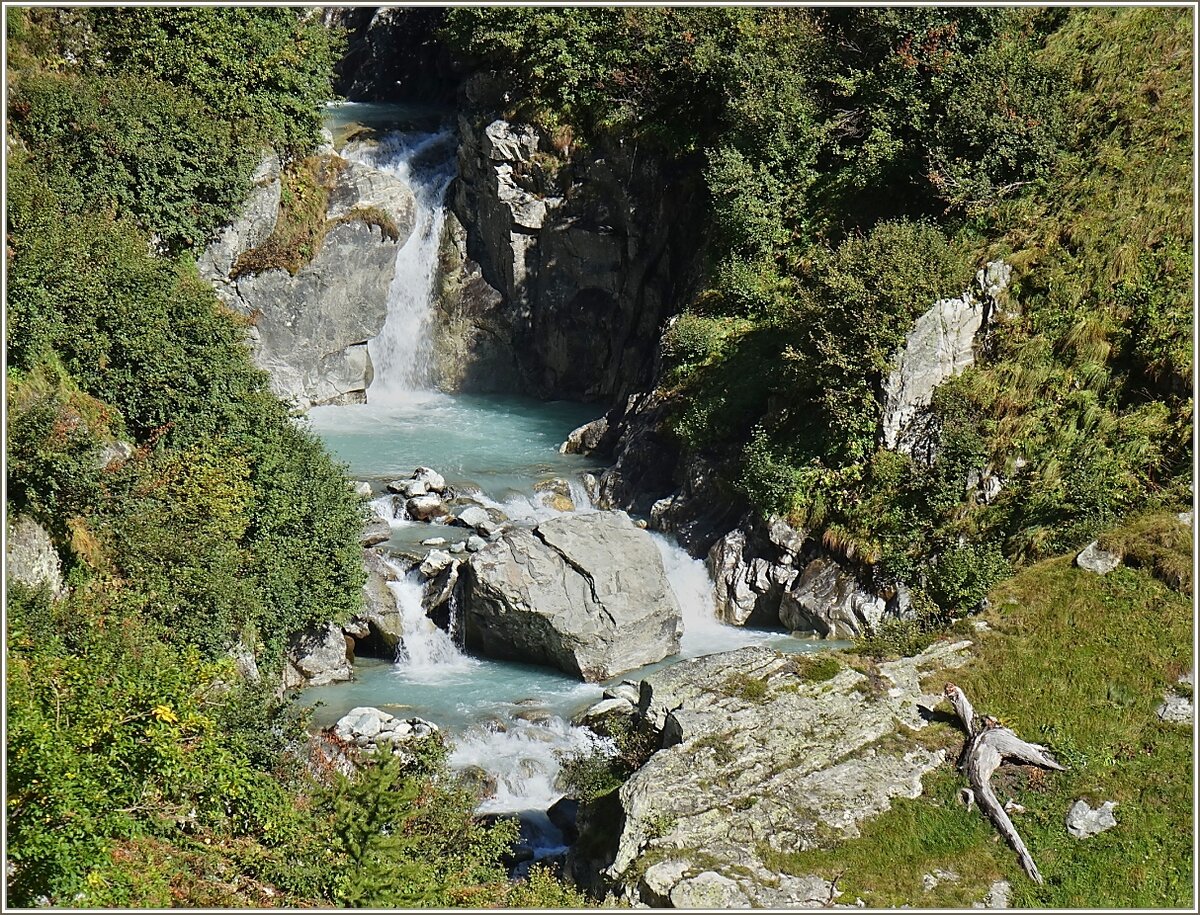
343;129;457;398
386;564;471;676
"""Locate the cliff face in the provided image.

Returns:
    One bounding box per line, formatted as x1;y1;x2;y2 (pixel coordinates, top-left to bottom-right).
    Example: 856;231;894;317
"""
198;151;416;410
432;77;707;402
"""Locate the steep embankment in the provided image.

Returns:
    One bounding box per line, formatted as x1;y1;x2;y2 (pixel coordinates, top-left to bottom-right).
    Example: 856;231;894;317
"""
437;5;1192;646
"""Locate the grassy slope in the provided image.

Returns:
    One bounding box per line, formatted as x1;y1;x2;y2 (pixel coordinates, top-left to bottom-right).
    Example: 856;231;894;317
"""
764;513;1193;907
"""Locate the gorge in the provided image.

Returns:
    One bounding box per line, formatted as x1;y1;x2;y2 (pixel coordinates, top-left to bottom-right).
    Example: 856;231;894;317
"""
5;6;1192;910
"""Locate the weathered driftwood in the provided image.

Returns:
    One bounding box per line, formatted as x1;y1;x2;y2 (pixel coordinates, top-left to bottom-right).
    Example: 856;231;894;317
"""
944;683;1066;885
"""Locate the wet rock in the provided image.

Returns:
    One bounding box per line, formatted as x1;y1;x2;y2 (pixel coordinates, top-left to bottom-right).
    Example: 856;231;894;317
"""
466;534;487;552
548;797;580;843
460;511;682;681
361;515;392;546
458;764;498;800
5;516;65;599
1065;799;1117;839
452;505;498;537
422;537;448;547
1076;540;1122;574
199;154;416;409
449;541;467;554
349;548;406;656
779;557;889;639
707;525;797;627
560;416;612;456
406;494;448;522
651;455;747;557
534;478;576;512
418;549;454;578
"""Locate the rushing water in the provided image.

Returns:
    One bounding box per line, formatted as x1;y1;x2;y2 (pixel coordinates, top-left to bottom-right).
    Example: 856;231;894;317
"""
302;112;836;859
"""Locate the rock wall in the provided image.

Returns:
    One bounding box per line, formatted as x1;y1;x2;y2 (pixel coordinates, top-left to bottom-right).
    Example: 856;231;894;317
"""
433;77;707;402
880;260;1012;462
199;151;416;410
324;7;459;104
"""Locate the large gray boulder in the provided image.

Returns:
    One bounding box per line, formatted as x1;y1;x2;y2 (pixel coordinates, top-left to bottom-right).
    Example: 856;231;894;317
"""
5;516;65;599
459;511;682;680
199;154;417;409
283;621;353;689
881;261;1011;458
575;639;972;905
779;556;890;638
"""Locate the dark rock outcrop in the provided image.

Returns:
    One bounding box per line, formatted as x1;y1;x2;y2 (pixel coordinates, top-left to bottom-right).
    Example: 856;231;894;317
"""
324;7;459;104
434;82;706;402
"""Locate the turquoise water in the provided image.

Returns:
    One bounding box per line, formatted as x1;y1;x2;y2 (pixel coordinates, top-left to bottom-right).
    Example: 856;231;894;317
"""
305;392;604;497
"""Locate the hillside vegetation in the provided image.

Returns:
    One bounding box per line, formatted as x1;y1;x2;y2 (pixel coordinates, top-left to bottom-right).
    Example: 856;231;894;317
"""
444;5;1192;619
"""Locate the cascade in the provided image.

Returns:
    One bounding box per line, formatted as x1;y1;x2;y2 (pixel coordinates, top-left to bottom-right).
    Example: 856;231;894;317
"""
343;128;457;399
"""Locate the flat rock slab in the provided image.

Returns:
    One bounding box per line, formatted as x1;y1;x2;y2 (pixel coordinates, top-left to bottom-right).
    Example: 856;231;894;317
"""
596;639;972;904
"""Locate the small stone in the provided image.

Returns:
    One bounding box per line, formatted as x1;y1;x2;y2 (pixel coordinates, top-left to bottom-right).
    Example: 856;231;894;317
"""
453;505;494;535
1156;693;1193;724
421;537;448;547
1065;799;1117;839
449;541;467;554
348;480;373;498
406;494;447;522
1075;540;1121;575
466;534;487;552
419;550;454;578
1178;511;1192;528
972;880;1011;909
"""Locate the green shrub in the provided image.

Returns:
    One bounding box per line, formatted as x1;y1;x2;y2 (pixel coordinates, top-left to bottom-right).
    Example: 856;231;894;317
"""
9;71;257;253
928;542;1012;615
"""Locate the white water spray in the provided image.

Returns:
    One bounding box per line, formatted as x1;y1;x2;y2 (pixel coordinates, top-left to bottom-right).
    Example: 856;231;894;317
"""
344;129;456;399
384;560;474;679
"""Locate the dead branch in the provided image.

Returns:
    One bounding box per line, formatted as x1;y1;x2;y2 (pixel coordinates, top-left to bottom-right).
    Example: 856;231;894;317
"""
943;683;1066;884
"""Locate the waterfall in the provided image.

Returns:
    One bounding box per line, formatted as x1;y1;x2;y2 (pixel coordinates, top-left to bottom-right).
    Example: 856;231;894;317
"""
651;532;778;657
384;561;473;678
344;128;457;399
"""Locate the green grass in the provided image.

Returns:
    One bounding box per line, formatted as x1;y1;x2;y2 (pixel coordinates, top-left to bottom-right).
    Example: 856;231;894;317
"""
232;154;344;278
762;516;1194;907
720;671;770;702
